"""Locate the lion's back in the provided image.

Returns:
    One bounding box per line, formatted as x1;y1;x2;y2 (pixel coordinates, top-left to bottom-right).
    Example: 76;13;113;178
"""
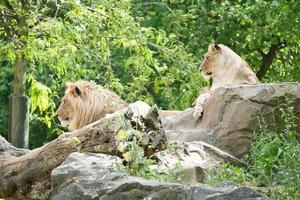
100;87;128;112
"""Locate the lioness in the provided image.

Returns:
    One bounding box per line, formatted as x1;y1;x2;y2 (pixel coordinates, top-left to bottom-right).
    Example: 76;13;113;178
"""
193;44;259;118
56;80;128;131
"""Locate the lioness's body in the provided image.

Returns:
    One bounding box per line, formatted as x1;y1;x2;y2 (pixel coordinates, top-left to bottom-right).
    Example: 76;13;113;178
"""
57;80;128;131
194;44;259;117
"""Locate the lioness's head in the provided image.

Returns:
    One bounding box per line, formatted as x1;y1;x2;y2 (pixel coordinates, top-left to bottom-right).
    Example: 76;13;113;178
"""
56;82;83;129
199;44;222;80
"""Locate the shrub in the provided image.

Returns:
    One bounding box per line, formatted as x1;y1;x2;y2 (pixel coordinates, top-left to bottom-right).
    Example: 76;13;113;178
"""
110;116;181;182
204;98;300;199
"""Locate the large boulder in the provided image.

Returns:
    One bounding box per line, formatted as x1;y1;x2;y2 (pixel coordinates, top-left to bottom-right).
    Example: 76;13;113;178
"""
51;152;267;200
163;83;300;157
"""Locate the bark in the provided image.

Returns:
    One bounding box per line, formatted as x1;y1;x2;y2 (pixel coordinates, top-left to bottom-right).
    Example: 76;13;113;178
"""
0;106;166;200
256;44;279;80
8;96;29;148
9;51;29;148
13;52;26;96
7;2;29;147
1;116;124;199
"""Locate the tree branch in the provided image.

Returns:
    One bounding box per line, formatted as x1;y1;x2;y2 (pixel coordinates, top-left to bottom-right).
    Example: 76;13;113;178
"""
82;5;123;27
256;43;282;80
0;12;18;38
3;0;15;12
203;11;220;20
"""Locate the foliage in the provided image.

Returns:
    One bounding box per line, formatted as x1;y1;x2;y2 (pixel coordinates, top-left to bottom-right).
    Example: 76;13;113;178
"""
204;163;252;185
0;2;299;198
112;116;181;182
204;99;300;199
0;0;299;149
0;63;14;139
0;0;206;148
132;0;300;82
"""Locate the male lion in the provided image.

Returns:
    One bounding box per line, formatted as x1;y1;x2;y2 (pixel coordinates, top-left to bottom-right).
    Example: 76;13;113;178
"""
193;44;259;118
56;80;128;131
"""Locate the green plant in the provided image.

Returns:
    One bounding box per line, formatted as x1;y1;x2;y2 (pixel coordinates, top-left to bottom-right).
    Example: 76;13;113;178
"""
1;0;300;149
204;163;252;186
112;117;181;182
204;98;300;199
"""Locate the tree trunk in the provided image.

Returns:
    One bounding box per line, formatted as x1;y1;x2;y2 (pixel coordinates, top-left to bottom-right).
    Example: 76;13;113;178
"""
8;8;30;148
13;52;26;96
9;51;29;148
256;44;279;80
8;96;29;148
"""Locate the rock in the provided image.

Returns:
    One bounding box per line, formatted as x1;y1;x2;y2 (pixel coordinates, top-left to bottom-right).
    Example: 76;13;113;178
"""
51;152;267;200
153;141;246;185
162;83;300;157
124;100;151;126
51;152;123;197
119;102;167;158
145;104;163;131
0;135;29;161
0;101;166;200
192;184;267;200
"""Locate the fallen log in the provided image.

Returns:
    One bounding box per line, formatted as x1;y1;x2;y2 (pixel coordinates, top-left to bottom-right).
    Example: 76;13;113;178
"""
0;102;166;200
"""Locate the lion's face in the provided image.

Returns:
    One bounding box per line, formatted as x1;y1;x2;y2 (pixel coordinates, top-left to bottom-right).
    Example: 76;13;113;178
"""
56;96;75;128
56;84;81;128
199;44;221;80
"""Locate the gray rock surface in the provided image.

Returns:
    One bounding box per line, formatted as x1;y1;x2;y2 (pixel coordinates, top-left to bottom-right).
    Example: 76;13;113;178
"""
162;83;300;157
0;135;29;161
51;153;267;200
153;141;246;185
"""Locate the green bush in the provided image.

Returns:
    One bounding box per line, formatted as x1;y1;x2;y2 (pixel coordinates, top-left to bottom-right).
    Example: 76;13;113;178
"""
204;100;300;199
109;116;181;182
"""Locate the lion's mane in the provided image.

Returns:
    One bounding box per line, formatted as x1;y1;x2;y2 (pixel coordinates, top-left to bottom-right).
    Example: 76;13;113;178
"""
57;80;128;131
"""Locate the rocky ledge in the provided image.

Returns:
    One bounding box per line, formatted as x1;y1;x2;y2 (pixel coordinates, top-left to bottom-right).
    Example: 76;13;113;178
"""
163;83;300;157
51;152;267;200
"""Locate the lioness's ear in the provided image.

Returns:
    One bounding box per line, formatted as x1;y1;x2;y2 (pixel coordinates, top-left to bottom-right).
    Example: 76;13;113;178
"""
67;83;81;97
214;44;221;51
209;44;221;52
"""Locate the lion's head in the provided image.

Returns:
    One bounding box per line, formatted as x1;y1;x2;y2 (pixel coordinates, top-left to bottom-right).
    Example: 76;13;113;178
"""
199;44;259;88
56;80;128;131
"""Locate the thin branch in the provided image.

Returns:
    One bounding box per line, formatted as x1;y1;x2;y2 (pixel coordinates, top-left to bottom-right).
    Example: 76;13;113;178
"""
278;41;287;50
3;0;15;12
81;5;123;27
256;43;281;80
20;0;27;7
132;1;172;12
0;12;18;38
203;12;221;20
257;48;266;57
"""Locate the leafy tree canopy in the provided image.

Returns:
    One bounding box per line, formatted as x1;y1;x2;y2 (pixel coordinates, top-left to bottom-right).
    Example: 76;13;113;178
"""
0;0;299;147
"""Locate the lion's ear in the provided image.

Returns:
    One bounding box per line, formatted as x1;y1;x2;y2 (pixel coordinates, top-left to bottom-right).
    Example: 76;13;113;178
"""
67;83;82;97
209;44;221;52
214;44;221;51
74;86;81;96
